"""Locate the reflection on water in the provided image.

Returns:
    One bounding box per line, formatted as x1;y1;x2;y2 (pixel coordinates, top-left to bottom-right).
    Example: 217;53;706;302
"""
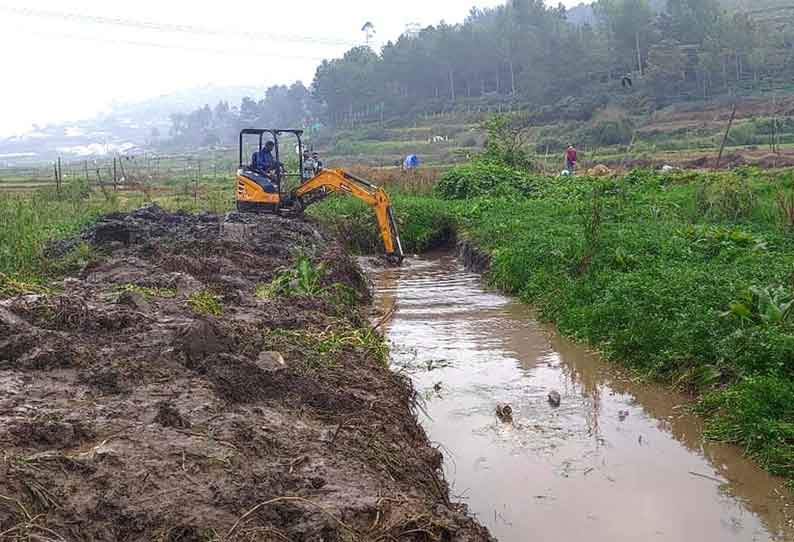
367;254;794;542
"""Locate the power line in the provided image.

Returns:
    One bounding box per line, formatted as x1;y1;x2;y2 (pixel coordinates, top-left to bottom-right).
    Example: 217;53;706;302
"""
0;4;361;48
2;26;330;61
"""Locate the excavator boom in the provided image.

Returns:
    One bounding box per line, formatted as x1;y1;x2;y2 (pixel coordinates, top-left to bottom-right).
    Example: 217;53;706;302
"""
292;169;405;263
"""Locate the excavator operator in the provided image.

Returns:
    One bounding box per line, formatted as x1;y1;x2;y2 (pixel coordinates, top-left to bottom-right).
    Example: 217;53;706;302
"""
252;141;279;173
249;141;281;193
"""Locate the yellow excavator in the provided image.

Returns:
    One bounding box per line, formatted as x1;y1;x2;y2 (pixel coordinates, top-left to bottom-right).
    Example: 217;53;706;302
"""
234;129;404;263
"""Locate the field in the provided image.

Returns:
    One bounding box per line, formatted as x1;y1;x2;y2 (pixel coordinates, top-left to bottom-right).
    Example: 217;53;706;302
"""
316;97;794;175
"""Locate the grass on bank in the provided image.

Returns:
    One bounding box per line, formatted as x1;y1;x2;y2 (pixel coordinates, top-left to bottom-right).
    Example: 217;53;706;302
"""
0;179;233;291
313;164;794;480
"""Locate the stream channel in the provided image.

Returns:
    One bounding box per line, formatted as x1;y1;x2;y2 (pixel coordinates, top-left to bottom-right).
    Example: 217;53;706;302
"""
365;253;794;542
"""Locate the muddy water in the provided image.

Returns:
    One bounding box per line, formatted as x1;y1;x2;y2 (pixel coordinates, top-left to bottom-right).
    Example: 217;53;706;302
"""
367;254;794;542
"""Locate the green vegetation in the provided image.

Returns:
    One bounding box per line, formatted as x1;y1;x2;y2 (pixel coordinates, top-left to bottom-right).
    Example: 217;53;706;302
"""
436;161;538;199
460;168;794;478
0;179;233;299
316;165;794;480
116;283;178;299
0;192;117;280
187;289;223;317
256;257;328;299
310;193;455;255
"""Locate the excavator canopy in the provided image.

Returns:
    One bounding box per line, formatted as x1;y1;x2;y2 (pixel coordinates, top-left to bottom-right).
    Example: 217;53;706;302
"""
235;128;404;264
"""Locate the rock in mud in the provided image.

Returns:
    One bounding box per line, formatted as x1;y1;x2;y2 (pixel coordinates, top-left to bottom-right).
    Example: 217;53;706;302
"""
496;403;513;422
175;319;230;364
117;290;150;312
9;419;78;448
548;390;562;408
256;351;287;372
154;401;191;429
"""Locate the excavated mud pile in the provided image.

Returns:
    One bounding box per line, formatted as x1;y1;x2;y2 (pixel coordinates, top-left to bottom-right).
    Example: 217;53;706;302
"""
0;205;492;542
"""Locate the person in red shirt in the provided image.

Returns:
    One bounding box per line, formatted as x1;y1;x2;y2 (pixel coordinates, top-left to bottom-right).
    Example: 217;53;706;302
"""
565;144;578;174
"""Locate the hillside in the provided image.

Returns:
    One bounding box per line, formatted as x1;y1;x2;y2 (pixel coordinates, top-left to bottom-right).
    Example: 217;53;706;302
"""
0;85;260;165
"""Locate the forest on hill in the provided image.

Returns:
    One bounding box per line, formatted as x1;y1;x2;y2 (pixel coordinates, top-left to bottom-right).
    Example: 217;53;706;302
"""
168;0;794;147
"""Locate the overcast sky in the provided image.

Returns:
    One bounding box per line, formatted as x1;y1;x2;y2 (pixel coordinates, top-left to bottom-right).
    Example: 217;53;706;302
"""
0;0;584;137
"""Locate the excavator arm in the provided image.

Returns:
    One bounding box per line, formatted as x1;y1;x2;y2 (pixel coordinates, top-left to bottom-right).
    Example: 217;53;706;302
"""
292;169;405;263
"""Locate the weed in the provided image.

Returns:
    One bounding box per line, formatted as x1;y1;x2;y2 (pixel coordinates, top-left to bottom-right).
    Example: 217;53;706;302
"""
49;241;100;276
294;258;326;296
722;286;794;326
776;190;794;232
117;283;177;299
695;177;757;222
435;160;538;200
311;191;455;254
570;186;604;276
699;376;794;478
257;257;327;299
188;290;223;317
0;272;51;299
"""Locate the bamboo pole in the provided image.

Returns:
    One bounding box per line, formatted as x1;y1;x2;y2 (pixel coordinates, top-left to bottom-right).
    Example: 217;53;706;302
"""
716;102;738;169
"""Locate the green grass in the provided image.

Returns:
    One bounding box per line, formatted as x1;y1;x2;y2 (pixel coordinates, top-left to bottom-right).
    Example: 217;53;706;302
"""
314;165;794;479
0;179;234;296
0;191;127;281
310;191;456;255
187;289;223;317
461;168;794;478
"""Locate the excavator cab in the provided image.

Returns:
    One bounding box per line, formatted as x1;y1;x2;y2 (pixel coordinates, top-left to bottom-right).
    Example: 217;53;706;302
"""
235;128;404;263
237;129;304;213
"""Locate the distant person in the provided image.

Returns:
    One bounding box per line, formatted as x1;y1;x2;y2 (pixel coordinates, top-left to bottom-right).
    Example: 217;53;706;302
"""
302;150;316;181
565;145;578;174
311;151;323;173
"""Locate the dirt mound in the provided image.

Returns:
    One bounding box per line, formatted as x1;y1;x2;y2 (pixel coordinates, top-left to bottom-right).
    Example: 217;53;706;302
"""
0;205;492;541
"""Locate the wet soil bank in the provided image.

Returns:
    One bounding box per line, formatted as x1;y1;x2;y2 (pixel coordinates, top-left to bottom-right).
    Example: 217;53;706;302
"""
368;253;794;542
0;205;492;541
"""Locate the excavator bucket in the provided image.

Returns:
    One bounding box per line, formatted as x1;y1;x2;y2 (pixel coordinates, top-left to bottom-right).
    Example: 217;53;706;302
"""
387;206;405;264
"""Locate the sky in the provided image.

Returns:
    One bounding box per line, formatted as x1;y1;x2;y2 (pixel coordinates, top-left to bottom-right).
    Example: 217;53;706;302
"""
0;0;584;137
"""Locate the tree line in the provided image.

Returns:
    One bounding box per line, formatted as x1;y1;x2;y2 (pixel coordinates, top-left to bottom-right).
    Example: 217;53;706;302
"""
170;0;794;146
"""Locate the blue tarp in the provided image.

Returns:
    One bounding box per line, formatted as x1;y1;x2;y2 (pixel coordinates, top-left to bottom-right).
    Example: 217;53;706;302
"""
403;154;420;169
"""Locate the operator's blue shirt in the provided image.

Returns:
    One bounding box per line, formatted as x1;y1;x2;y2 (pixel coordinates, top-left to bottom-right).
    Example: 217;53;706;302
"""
253;148;276;170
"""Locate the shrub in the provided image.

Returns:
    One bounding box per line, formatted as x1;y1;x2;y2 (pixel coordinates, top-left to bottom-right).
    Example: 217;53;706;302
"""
694;176;757;222
580;118;634;146
435;160;538;200
776;190;794;232
481;115;534;169
727;122;762;146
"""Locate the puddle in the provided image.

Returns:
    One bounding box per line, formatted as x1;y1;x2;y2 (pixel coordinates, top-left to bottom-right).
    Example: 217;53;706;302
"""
367;254;794;542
